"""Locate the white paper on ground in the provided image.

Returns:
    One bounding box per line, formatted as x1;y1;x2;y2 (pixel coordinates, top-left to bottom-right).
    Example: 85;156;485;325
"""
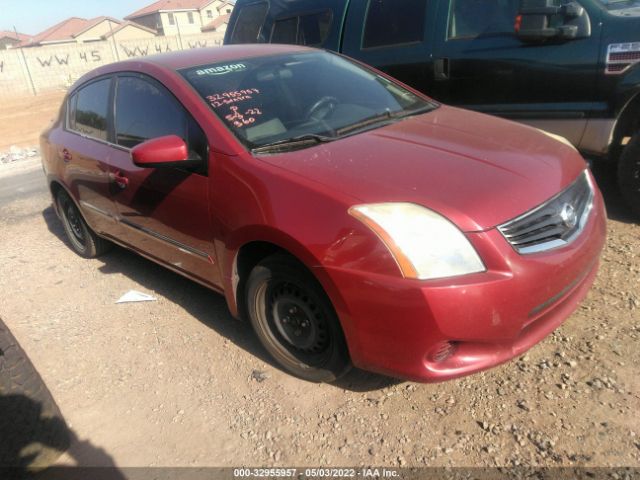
116;290;157;304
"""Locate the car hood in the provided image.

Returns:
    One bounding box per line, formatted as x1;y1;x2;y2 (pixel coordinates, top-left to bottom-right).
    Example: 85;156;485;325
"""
258;106;587;232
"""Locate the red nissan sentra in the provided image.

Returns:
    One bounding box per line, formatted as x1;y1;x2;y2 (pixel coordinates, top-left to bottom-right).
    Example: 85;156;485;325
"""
41;45;606;383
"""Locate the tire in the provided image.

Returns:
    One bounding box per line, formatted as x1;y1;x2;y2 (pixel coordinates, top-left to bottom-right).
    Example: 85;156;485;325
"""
618;132;640;218
0;318;70;469
245;254;351;383
56;189;111;258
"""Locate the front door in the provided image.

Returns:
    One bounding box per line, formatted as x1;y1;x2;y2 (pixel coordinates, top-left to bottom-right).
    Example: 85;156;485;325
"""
431;0;603;144
108;74;221;287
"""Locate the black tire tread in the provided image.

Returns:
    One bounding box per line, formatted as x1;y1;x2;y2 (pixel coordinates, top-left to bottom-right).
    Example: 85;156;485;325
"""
0;318;70;469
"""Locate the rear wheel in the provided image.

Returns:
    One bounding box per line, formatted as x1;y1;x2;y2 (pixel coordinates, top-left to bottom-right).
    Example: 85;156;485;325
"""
56;190;111;258
245;254;351;382
618;132;640;217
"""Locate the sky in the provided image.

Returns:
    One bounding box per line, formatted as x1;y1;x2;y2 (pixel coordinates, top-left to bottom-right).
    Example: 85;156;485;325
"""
0;0;155;35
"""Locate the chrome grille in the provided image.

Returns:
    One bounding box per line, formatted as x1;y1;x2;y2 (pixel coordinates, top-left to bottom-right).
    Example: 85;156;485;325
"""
498;171;594;254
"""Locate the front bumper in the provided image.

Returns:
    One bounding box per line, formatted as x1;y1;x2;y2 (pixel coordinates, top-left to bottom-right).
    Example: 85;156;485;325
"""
323;188;607;382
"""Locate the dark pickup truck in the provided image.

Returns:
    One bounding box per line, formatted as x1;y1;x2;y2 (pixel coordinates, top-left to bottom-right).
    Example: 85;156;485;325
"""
224;0;640;215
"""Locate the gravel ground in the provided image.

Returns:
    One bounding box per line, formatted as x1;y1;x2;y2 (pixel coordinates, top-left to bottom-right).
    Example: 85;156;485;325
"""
0;153;638;470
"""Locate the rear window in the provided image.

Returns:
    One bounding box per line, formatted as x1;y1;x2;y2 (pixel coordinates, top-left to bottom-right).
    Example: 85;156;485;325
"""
229;2;268;44
363;0;428;49
68;78;111;141
271;11;333;47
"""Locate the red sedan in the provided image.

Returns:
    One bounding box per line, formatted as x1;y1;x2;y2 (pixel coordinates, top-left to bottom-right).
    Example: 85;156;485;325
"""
41;45;606;383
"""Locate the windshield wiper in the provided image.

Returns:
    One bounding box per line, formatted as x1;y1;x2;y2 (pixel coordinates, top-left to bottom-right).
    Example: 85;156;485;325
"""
336;105;436;137
336;111;397;137
251;133;335;154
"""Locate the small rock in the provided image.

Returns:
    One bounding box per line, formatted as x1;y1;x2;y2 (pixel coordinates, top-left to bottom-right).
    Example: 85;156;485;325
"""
251;370;269;382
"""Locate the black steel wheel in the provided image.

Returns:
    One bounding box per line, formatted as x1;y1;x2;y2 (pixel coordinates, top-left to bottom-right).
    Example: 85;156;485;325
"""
618;132;640;218
56;190;110;258
246;254;351;382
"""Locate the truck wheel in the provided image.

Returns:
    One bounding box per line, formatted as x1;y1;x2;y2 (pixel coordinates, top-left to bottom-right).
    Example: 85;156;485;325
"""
0;318;70;470
245;254;351;383
618;132;640;217
56;190;111;258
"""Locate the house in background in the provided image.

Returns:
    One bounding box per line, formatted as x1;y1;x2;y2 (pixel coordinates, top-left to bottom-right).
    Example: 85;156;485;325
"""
0;30;32;49
125;0;234;36
100;22;158;43
25;17;124;47
21;17;157;47
201;13;231;34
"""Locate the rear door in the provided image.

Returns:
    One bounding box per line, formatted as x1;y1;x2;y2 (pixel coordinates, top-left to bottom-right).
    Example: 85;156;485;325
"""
430;0;603;144
341;0;436;94
61;77;117;234
108;74;221;287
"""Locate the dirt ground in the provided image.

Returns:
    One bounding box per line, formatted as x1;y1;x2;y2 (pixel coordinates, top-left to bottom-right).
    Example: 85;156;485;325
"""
0;94;638;470
0;91;65;151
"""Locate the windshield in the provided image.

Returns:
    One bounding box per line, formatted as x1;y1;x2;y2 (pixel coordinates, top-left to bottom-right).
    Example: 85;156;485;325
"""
180;51;437;151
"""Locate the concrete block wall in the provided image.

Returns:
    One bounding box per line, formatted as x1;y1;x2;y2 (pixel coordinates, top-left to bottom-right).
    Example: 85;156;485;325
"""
0;32;225;98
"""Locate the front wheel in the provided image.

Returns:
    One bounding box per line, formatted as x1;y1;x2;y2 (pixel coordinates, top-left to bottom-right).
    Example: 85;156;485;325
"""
245;254;351;382
618;132;640;218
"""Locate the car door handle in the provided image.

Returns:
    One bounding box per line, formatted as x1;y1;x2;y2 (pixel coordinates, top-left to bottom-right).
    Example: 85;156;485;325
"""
110;170;129;189
61;148;72;162
434;58;450;81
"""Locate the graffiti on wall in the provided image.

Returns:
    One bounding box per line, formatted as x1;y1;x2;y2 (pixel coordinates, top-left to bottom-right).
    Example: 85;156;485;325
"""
35;50;102;67
0;32;225;95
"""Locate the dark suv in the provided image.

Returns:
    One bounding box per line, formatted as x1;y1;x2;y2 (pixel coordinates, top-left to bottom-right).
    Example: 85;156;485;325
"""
225;0;640;215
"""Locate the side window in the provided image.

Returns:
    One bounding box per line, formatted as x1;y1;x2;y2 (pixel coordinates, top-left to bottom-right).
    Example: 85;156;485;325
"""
448;0;519;39
229;2;268;44
271;11;333;47
68;78;111;141
299;11;332;47
363;0;427;49
271;17;298;44
114;76;207;162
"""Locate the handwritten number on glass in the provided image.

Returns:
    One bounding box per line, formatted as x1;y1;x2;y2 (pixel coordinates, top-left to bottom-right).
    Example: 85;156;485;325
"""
225;106;263;128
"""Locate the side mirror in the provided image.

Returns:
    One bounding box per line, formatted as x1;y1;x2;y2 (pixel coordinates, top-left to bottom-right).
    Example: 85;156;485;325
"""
131;135;199;169
515;0;590;43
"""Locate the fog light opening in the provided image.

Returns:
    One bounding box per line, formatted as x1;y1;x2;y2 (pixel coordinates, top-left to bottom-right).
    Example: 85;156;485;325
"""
429;341;457;363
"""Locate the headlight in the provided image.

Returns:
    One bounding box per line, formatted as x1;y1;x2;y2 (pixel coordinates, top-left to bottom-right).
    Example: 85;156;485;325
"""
349;203;485;280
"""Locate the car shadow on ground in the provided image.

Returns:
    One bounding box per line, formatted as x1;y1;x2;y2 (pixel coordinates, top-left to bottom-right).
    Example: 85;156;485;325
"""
41;207;400;393
590;162;638;224
0;393;127;480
